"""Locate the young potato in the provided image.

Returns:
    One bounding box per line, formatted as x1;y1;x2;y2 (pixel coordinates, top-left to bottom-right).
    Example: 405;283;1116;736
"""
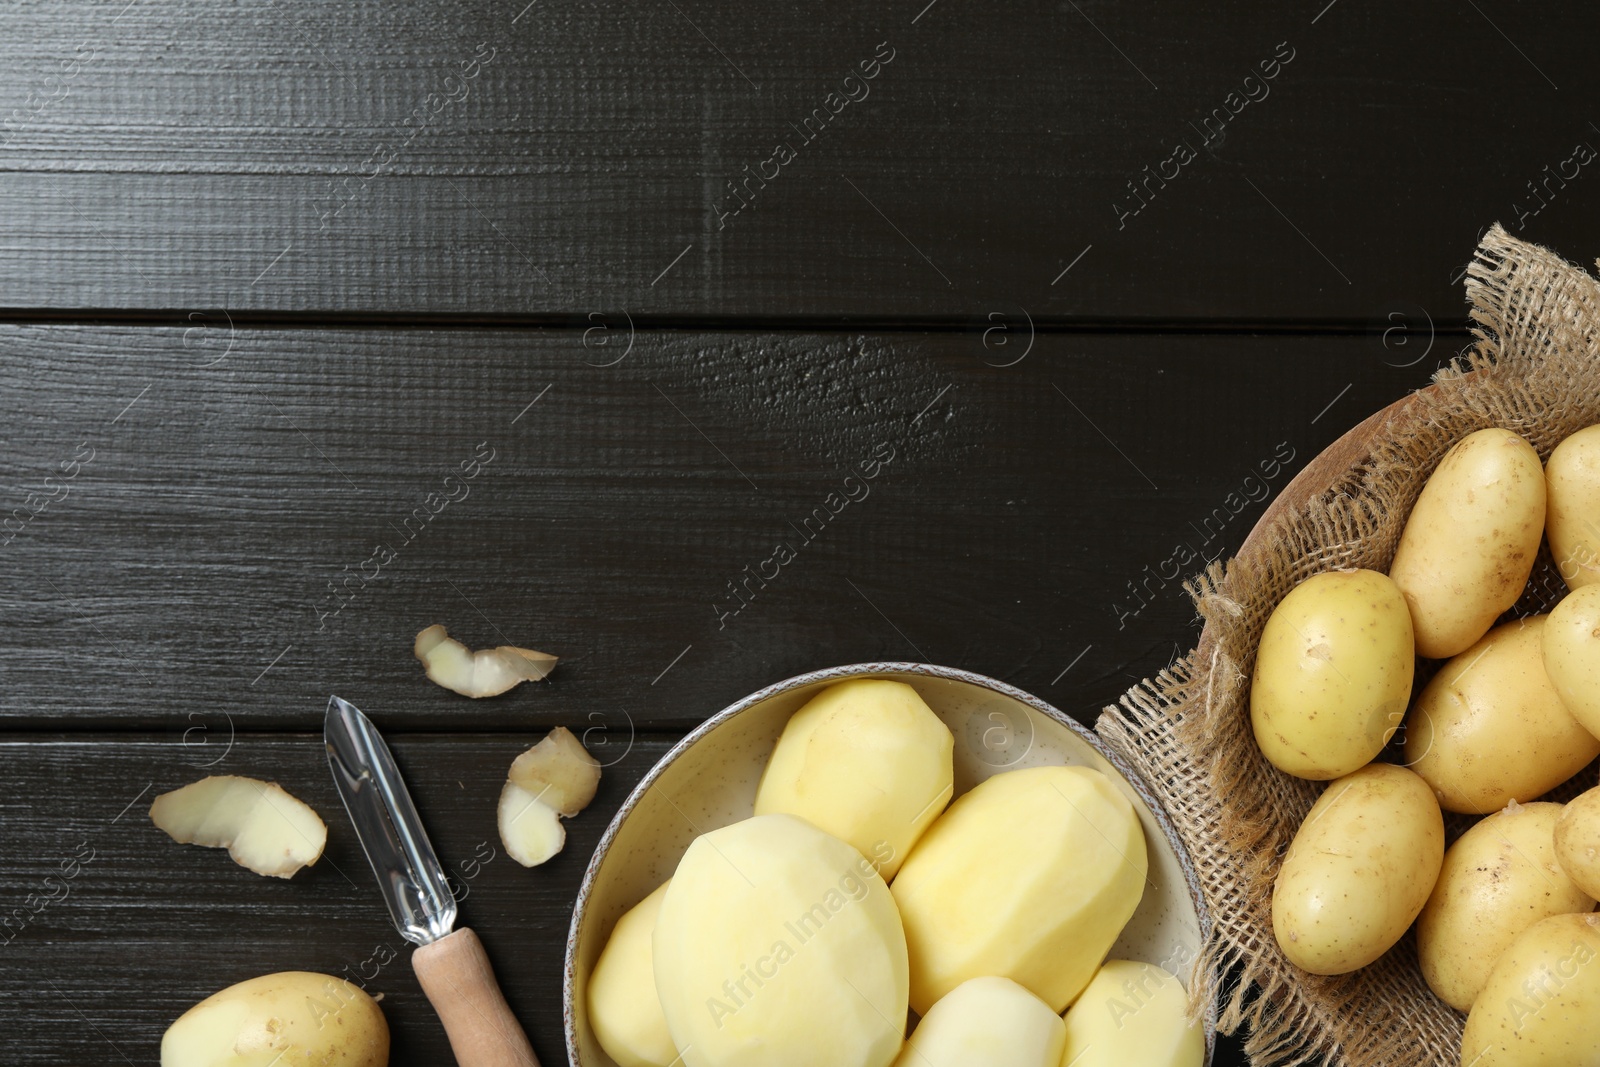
1461;912;1600;1066
653;814;908;1067
1058;960;1204;1067
1389;428;1546;658
755;678;954;880
589;882;679;1067
1543;584;1600;740
891;765;1147;1014
891;976;1064;1067
1272;762;1444;975
1546;423;1600;591
1404;617;1600;814
1250;569;1414;780
1555;786;1600;900
161;971;388;1067
1417;801;1595;1011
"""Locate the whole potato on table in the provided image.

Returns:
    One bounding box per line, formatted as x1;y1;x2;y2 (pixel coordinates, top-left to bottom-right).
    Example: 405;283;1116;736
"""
1555;786;1600;901
1461;912;1600;1066
1417;800;1595;1012
1272;762;1444;975
1389;427;1546;659
755;678;954;880
1546;422;1600;591
1404;616;1600;814
1543;583;1600;740
890;764;1147;1014
161;971;389;1067
1058;960;1204;1067
1250;568;1414;780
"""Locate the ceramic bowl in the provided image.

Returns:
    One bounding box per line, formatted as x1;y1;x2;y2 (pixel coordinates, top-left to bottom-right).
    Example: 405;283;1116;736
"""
564;662;1215;1065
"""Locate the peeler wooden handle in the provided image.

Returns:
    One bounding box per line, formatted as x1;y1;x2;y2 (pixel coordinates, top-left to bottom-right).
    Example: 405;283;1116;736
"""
413;926;540;1067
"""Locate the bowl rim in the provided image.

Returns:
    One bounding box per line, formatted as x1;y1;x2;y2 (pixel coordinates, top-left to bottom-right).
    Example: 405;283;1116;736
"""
562;660;1216;1065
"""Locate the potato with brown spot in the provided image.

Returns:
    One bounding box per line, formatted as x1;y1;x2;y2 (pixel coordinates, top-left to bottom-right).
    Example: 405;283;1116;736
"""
1461;912;1600;1066
1417;800;1594;1011
1250;569;1414;780
161;971;389;1066
1389;428;1546;659
1404;616;1600;814
1272;762;1444;975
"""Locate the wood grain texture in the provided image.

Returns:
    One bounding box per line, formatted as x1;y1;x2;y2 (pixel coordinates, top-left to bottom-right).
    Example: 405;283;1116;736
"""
0;0;1595;317
0;732;675;1066
0;324;1439;732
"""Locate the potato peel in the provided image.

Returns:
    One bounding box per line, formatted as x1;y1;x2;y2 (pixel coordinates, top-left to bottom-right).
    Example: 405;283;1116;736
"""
508;725;600;817
150;775;327;879
499;726;601;866
414;623;557;698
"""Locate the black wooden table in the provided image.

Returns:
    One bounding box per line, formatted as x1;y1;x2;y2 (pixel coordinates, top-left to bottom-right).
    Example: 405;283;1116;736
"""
2;1;1596;1063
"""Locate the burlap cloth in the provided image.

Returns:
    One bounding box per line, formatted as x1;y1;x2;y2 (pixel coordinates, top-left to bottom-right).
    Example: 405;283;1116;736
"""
1096;224;1600;1067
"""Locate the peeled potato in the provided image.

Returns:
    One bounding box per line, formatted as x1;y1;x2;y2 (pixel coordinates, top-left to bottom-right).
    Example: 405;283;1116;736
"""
890;765;1147;1014
755;678;954;879
150;776;326;879
510;726;601;817
1461;912;1600;1066
1546;423;1600;591
1058;960;1204;1067
1272;762;1443;975
589;882;679;1067
1543;584;1600;740
1417;801;1594;1011
1555;786;1600;900
1250;568;1414;780
161;971;388;1067
1389;427;1546;658
653;814;908;1067
1404;616;1600;813
891;976;1064;1067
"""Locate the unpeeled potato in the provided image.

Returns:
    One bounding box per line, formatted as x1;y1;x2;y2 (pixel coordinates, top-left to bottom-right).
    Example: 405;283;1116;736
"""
1543;584;1600;740
1389;427;1546;659
1250;568;1414;780
1417;801;1594;1011
1555;786;1600;900
1546;423;1600;591
1272;762;1444;975
161;971;388;1067
1404;616;1600;814
1461;912;1600;1066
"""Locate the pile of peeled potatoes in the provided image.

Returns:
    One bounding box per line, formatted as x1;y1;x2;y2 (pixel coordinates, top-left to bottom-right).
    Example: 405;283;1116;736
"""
1251;425;1600;1066
587;678;1206;1067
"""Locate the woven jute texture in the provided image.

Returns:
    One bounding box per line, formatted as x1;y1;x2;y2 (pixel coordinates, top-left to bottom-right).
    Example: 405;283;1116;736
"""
1096;224;1600;1067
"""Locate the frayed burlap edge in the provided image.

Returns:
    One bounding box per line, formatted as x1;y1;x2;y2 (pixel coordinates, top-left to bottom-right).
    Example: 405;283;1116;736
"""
1096;224;1600;1067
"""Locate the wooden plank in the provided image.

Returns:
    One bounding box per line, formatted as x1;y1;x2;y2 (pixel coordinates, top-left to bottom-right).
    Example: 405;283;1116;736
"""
0;730;1255;1065
0;732;675;1065
0;324;1439;731
0;0;1595;317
